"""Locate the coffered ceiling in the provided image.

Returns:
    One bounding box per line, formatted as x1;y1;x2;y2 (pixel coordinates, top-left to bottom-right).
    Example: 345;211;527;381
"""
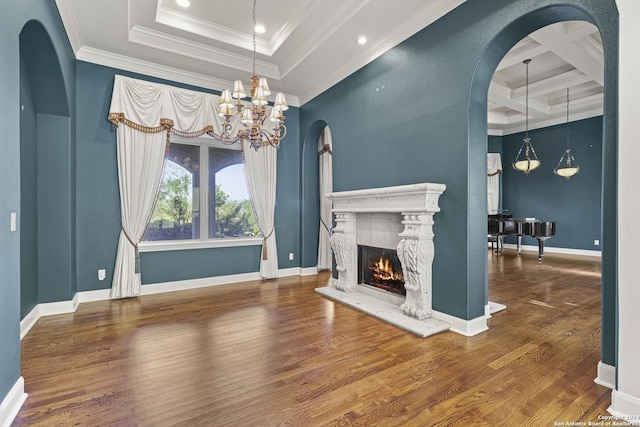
489;20;603;135
55;1;603;136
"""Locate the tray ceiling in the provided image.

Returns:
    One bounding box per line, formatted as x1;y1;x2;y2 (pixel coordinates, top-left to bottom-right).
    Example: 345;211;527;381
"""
55;1;603;135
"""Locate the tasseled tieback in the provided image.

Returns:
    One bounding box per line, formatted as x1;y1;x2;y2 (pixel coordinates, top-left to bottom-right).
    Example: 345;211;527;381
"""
318;144;332;156
262;229;274;260
122;228;140;273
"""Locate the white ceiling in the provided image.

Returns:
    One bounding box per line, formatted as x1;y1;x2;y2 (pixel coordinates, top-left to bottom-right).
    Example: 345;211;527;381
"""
55;0;603;136
489;21;603;135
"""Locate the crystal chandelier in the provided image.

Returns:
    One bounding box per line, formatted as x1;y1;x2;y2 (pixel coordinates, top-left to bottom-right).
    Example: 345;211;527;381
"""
513;59;541;174
215;0;288;150
554;88;580;178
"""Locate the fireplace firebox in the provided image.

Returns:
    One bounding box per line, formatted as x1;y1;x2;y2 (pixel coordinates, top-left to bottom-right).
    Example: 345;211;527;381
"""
358;245;405;296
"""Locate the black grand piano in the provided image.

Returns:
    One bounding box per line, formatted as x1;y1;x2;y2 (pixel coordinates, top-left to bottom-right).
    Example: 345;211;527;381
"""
488;214;556;260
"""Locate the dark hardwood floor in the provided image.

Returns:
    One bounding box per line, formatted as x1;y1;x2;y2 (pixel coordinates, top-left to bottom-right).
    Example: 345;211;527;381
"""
14;250;609;426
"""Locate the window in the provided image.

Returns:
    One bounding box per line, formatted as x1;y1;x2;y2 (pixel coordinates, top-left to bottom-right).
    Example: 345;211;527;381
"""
142;136;260;249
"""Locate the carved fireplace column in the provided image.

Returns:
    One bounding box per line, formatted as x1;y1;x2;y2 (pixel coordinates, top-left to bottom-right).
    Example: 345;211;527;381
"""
397;213;435;320
330;212;357;292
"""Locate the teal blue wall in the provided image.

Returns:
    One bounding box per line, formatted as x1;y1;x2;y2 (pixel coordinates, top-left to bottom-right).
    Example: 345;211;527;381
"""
37;113;75;302
20;59;39;319
300;0;617;366
502;117;603;250
75;61;302;291
0;0;75;407
19;20;76;308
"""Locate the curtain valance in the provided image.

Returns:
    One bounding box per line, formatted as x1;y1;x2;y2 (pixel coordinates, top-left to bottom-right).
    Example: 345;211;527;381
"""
108;75;241;135
487;153;503;176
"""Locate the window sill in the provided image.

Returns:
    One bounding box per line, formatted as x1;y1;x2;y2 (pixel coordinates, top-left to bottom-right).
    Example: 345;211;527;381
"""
139;237;263;253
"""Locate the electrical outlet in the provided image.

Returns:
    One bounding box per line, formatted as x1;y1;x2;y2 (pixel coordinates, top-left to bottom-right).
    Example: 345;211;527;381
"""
594;240;600;246
289;253;294;261
98;269;106;280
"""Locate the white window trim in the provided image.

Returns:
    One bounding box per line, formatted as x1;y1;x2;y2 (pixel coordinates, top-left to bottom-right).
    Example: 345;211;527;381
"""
141;135;261;252
139;237;263;252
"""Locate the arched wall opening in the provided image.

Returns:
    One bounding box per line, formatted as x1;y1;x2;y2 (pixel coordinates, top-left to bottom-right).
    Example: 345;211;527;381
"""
469;5;617;367
300;119;330;269
19;20;74;319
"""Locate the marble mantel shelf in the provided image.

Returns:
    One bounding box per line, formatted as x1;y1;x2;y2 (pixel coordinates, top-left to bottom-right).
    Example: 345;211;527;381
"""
328;183;446;213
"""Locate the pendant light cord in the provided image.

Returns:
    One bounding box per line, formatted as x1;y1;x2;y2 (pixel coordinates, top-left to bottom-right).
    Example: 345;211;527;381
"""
524;59;530;140
566;87;570;150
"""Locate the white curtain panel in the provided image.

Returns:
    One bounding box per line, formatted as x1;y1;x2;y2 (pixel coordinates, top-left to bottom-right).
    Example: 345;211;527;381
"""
111;127;168;297
243;142;279;278
317;126;333;270
487;153;502;215
108;75;243;297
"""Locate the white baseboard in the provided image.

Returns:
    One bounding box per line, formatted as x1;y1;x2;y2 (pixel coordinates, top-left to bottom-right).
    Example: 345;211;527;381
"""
595;361;616;389
20;306;40;340
76;288;111;303
502;244;601;258
277;267;301;278
300;267;321;276
21;267;321;339
431;310;488;336
485;301;507;319
0;377;27;427
142;271;261;295
609;390;640;426
38;298;78;317
20;297;80;340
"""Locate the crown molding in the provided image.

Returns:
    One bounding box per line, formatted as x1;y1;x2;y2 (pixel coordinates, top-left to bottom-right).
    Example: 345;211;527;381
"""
298;0;465;104
488;105;603;136
55;0;82;55
267;1;316;56
155;2;271;55
128;25;280;79
279;0;371;79
76;46;300;107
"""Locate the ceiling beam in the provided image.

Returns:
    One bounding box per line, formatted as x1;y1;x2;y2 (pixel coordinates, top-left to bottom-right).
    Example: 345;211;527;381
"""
528;24;604;87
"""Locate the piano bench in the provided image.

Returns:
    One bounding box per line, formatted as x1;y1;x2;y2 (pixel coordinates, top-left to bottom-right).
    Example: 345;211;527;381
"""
488;234;498;250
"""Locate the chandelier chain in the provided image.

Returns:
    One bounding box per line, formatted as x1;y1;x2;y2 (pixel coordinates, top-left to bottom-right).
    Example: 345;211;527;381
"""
252;0;257;78
214;0;288;150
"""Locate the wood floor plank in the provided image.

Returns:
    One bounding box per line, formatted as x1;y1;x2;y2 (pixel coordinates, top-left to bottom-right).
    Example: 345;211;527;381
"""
13;250;611;426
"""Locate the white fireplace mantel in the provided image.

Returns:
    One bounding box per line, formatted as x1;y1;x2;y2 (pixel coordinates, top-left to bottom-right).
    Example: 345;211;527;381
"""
329;183;446;214
316;183;451;337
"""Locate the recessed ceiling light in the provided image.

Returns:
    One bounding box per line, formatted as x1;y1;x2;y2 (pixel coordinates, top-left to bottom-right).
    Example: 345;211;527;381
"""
176;0;190;7
356;35;368;45
254;24;266;34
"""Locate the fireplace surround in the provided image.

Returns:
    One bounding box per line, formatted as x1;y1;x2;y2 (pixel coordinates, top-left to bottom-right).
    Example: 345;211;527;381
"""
315;183;451;337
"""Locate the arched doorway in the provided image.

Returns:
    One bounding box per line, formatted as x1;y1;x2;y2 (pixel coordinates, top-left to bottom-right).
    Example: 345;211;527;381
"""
19;20;74;319
470;5;617;376
300;120;331;270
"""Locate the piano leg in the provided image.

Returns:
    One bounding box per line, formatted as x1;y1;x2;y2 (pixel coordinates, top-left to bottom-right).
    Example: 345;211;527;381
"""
536;237;550;261
516;235;522;254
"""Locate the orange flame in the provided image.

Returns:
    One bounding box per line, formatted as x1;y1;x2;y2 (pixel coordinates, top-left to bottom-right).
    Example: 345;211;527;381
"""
370;256;403;282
